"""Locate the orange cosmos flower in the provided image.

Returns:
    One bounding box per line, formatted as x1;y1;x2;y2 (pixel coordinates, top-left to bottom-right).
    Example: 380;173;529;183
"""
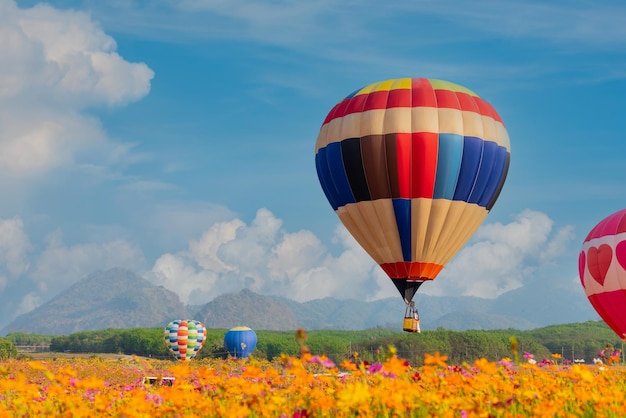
424;352;448;368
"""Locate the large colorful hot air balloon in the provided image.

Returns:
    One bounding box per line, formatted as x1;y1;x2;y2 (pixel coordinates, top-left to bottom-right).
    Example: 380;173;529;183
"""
579;208;626;339
164;319;206;361
314;78;511;332
224;326;257;359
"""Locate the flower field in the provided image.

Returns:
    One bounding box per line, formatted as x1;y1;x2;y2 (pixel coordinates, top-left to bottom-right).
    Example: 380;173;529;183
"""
2;346;626;417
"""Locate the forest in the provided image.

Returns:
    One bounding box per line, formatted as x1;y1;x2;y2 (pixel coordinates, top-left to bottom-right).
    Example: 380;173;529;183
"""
4;320;621;366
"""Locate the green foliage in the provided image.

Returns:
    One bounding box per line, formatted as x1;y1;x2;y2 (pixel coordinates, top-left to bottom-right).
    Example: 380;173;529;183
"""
43;320;621;364
525;320;618;360
5;332;53;346
51;328;169;357
0;338;17;359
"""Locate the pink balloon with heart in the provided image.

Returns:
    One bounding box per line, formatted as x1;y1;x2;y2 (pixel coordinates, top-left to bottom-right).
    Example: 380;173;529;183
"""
579;208;626;339
587;244;613;286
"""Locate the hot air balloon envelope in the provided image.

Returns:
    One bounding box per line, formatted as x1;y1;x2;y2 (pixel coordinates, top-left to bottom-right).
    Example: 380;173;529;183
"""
579;208;626;338
224;326;257;359
164;319;207;361
314;78;511;327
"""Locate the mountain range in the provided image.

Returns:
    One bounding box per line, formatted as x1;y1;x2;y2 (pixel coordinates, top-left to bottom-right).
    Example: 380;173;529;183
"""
1;268;599;335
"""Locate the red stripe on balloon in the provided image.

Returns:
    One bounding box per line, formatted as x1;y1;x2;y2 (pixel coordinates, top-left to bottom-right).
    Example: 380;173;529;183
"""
411;78;437;107
456;92;480;113
588;289;626;338
585;208;626;242
474;98;502;123
434;89;461;110
395;133;412;198
344;93;367;116
363;90;391;111
322;101;343;125
387;88;411;108
410;132;438;198
380;262;443;279
321;78;504;126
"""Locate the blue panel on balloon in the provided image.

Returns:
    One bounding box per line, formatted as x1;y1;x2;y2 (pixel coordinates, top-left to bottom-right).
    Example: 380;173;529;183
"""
315;150;339;210
467;140;497;206
453;136;483;202
224;327;258;359
392;198;412;262
483;146;509;210
433;133;463;200
325;142;356;208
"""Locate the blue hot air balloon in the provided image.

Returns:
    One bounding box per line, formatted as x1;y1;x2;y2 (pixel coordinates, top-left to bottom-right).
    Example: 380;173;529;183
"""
224;326;257;359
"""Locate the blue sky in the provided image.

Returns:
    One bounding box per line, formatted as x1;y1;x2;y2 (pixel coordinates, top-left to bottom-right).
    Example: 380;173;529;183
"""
1;0;625;328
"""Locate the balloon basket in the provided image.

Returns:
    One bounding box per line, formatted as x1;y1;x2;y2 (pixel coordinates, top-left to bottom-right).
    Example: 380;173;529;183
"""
403;317;420;333
403;301;420;333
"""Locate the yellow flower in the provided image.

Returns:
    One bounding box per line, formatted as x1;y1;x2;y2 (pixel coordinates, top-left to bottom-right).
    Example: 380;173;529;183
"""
473;358;497;374
424;352;448;368
341;359;358;371
568;364;595;383
551;353;562;359
27;361;47;371
74;375;105;390
383;356;410;376
241;365;263;378
337;381;371;410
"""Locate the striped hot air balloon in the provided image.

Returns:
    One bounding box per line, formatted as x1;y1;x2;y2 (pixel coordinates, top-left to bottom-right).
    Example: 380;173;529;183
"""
579;208;626;339
164;319;207;361
314;78;511;331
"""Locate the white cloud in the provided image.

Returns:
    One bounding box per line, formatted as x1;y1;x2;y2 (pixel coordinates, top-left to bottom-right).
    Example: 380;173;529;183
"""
14;292;42;317
285;225;384;302
0;214;144;326
4;1;152;106
408;0;626;48
149;209;395;304
189;218;245;272
0;0;153;176
267;229;326;281
0;217;31;291
0;206;577;330
29;230;146;294
424;209;576;298
142;201;238;255
151;252;220;305
149;207;577;305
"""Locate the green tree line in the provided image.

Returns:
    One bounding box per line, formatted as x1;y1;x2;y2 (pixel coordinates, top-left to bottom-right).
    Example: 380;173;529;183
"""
0;338;17;359
6;320;620;365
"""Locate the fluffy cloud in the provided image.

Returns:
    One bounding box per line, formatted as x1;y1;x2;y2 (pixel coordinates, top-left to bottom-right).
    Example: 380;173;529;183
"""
11;233;146;316
0;0;153;176
151;208;387;304
0;215;146;326
425;209;576;298
151;208;577;305
29;230;146;294
0;207;577;329
0;217;32;290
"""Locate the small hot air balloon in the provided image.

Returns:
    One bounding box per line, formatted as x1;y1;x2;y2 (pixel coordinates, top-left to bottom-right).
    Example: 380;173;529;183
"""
314;78;511;332
164;319;206;361
224;326;257;359
579;208;626;338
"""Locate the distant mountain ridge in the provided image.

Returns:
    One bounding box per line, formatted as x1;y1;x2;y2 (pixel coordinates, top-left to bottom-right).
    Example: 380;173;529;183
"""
3;268;189;335
1;268;599;335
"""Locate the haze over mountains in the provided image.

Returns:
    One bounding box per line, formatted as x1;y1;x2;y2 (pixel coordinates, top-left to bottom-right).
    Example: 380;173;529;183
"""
1;268;598;336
